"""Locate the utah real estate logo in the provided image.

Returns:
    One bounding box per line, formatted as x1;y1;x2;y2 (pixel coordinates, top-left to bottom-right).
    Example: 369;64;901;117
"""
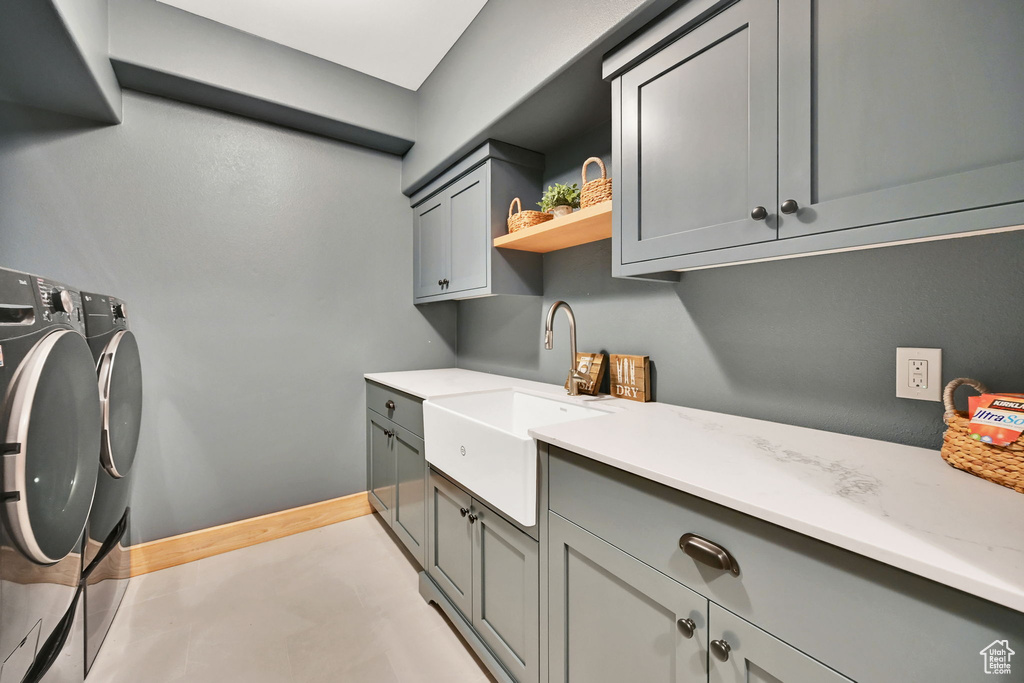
980;640;1015;676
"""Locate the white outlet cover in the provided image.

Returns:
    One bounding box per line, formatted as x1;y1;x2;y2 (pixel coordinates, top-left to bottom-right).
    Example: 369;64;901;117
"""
896;347;942;401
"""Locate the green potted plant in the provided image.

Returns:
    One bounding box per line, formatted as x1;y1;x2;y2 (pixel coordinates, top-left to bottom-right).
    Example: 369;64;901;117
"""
538;183;581;218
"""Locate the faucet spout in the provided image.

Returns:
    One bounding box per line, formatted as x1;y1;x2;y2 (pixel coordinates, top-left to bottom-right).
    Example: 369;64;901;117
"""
544;301;588;396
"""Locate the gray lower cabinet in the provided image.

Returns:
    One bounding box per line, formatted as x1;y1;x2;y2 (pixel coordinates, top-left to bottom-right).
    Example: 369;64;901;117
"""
548;512;708;683
365;381;426;569
609;0;1024;276
427;470;474;618
366;410;395;522
426;470;540;683
707;604;851;683
411;141;544;303
473;502;539;683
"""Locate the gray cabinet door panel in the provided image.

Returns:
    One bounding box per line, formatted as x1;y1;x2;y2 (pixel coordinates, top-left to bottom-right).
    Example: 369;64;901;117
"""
366;411;394;523
393;425;426;569
427;471;474;618
447;166;490;294
708;604;852;683
620;0;778;263
549;513;708;683
413;196;448;299
777;0;1024;239
472;501;539;683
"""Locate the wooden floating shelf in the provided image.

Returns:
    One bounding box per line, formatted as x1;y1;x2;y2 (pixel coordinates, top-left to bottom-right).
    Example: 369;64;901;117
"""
494;201;612;253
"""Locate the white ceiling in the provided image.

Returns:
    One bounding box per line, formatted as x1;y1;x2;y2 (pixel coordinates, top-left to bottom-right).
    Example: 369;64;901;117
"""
158;0;488;90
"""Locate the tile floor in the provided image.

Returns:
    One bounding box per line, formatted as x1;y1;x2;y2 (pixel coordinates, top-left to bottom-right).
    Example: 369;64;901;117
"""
88;514;494;682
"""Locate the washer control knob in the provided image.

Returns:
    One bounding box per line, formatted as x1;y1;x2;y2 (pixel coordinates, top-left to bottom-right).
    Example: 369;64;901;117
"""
52;289;74;314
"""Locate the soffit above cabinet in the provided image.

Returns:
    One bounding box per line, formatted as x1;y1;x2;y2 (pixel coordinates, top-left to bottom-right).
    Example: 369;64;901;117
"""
157;0;488;90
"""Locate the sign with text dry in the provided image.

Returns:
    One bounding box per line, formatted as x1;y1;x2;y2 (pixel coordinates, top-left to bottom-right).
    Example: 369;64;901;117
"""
564;352;606;396
610;354;650;402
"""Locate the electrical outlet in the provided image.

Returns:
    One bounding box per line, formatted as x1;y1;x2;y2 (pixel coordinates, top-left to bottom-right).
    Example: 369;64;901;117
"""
896;348;942;401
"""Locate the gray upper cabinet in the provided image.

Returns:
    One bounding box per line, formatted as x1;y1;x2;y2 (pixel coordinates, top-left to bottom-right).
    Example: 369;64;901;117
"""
608;0;1024;276
776;0;1024;241
707;604;851;683
410;141;544;304
619;0;778;264
548;512;708;683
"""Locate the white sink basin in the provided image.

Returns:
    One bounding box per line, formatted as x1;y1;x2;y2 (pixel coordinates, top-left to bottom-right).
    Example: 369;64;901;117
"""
423;389;612;526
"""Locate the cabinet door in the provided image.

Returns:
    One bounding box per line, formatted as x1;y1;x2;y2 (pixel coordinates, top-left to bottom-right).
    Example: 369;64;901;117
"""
708;603;852;683
472;501;539;683
366;411;394;524
549;513;707;683
446;166;489;295
777;0;1024;239
392;425;426;569
619;0;778;263
427;471;473;618
413;194;449;300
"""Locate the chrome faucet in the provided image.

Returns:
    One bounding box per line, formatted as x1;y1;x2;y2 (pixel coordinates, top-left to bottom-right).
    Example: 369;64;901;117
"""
544;300;590;396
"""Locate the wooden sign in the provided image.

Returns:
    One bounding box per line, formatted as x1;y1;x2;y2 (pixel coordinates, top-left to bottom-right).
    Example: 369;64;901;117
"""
564;352;606;396
609;354;651;402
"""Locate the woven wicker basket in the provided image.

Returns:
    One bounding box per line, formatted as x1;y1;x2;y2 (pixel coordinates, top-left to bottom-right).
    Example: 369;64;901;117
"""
940;377;1024;494
581;157;613;208
507;197;552;234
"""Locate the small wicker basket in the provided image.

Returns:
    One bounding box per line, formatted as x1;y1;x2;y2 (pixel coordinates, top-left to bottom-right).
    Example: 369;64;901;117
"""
940;377;1024;494
507;197;552;234
581;157;613;208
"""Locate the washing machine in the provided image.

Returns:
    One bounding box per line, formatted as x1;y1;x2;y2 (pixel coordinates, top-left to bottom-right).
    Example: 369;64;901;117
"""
79;292;140;676
0;268;101;683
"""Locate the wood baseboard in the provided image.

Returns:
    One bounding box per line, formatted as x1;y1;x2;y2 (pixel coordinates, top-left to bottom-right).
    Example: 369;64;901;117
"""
129;491;373;576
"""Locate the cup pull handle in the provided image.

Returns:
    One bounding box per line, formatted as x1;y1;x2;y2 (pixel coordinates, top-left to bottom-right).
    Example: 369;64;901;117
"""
679;533;740;576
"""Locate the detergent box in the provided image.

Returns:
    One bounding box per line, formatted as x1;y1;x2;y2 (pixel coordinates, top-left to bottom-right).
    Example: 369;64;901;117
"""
968;393;1024;446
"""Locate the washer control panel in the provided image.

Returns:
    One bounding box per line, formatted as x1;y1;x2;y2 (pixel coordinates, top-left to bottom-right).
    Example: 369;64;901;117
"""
36;277;86;333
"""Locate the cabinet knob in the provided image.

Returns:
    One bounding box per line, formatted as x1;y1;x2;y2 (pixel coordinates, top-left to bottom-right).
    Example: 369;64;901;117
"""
677;618;696;639
679;533;740;576
438;279;444;286
710;639;731;662
467;513;478;523
780;199;799;214
750;206;767;221
460;507;469;517
385;400;396;411
442;278;450;287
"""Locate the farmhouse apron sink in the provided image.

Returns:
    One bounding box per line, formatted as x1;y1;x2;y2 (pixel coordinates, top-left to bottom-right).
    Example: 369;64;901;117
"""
423;389;612;526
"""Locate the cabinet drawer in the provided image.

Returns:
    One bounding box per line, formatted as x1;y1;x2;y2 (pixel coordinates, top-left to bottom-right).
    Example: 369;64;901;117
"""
366;381;423;436
548;447;1024;683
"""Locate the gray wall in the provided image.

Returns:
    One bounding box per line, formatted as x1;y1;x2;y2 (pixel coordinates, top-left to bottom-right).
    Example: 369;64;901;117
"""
0;92;456;542
403;0;677;195
109;0;415;154
457;122;1024;449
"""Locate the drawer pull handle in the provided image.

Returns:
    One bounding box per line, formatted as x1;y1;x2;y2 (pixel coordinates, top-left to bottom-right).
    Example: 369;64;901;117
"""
710;639;731;662
385;400;396;411
679;533;740;576
677;618;696;639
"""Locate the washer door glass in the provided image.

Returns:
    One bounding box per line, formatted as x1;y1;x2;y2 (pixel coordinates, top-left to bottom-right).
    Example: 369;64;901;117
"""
97;330;142;479
4;330;101;564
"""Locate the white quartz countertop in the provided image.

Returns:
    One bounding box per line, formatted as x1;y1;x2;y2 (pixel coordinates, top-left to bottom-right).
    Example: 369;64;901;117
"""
365;368;1024;613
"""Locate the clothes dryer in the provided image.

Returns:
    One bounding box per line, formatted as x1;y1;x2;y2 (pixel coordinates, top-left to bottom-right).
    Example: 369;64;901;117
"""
79;293;140;676
0;268;100;683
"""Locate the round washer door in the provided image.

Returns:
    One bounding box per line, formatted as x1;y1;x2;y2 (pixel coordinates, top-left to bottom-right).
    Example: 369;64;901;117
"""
3;329;101;564
96;330;142;479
